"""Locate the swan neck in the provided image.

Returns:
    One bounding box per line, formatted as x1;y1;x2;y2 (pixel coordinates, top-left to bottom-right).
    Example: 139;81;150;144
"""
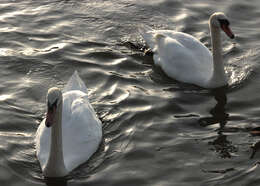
211;26;222;63
209;23;227;88
44;98;68;177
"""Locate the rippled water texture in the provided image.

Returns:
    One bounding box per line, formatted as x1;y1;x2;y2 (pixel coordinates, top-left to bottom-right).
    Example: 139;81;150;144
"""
1;0;260;186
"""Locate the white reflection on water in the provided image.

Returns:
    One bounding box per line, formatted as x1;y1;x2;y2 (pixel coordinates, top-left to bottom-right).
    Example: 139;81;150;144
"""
0;42;67;57
0;94;12;101
109;57;127;65
226;49;255;86
37;43;67;53
0;49;16;56
173;12;187;22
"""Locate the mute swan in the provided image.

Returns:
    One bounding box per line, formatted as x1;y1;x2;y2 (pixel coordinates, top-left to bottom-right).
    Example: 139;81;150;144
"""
35;71;102;177
139;12;235;88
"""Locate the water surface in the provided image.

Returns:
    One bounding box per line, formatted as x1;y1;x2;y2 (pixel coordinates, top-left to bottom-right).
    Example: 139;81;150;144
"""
0;0;260;186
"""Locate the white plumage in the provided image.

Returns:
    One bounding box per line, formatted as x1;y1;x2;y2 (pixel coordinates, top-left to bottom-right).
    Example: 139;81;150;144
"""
35;71;102;177
139;12;235;88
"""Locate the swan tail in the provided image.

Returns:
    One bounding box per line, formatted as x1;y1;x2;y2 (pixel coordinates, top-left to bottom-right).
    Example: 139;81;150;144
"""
138;24;157;50
63;71;88;94
152;33;167;54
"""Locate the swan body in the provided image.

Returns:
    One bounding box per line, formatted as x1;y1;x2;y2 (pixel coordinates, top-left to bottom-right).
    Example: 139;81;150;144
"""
139;12;235;88
35;71;102;177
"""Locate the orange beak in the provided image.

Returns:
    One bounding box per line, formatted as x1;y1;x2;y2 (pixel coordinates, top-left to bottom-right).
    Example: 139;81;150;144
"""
221;24;235;39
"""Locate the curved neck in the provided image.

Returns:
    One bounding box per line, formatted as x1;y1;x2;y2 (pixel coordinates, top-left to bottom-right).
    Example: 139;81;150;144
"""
43;99;68;177
208;23;227;88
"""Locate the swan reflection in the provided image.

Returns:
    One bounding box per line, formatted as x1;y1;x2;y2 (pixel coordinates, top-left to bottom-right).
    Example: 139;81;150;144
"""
199;86;228;129
199;86;237;158
45;177;67;186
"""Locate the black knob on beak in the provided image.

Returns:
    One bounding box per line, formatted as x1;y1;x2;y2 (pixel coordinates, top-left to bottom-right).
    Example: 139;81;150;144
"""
46;122;51;128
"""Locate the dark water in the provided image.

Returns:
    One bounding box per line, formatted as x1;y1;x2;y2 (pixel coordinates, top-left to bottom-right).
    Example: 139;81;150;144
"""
0;0;260;185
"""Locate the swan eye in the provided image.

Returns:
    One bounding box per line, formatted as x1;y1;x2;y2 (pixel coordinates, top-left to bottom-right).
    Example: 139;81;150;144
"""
218;19;230;26
48;99;58;110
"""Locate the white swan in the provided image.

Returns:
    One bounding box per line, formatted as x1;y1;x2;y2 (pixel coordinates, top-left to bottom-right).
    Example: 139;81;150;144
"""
139;12;235;88
35;71;102;177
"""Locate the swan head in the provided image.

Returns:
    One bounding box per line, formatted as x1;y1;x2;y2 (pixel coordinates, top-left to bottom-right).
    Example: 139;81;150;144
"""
210;12;235;39
45;87;62;128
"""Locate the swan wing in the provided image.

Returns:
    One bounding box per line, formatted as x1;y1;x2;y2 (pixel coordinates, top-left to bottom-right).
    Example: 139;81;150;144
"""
35;118;50;171
62;90;102;171
63;71;88;94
